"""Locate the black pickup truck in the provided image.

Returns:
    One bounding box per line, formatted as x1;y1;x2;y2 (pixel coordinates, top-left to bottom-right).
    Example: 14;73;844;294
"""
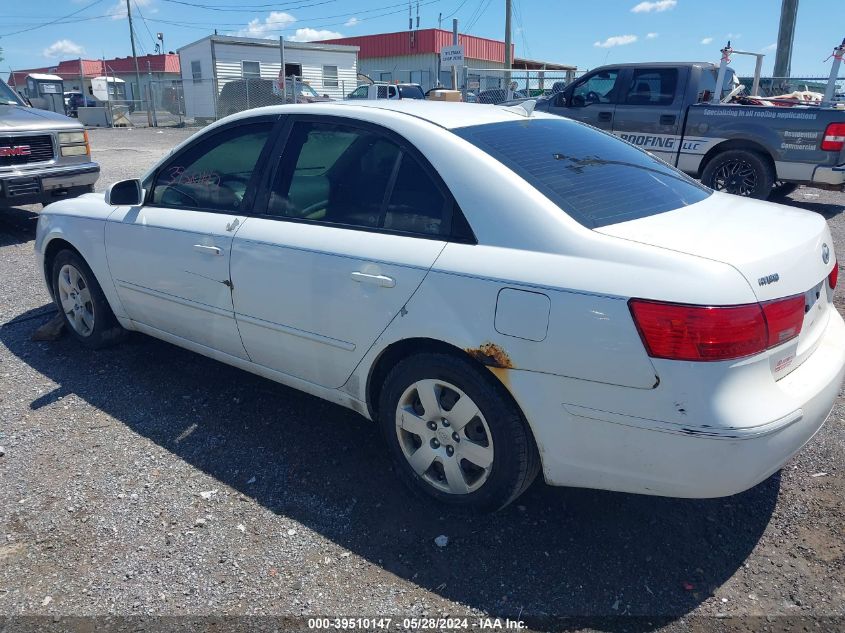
535;62;845;199
1;77;99;208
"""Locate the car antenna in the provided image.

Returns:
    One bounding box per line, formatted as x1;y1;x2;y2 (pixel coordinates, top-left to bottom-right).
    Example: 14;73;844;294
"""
503;99;537;118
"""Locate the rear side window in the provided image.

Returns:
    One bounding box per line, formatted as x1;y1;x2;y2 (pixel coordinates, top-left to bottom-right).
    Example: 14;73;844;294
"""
454;118;711;229
268;120;451;237
625;68;678;106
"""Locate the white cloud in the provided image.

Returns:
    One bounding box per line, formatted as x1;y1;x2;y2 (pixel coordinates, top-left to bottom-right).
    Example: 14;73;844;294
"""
631;0;677;13
109;0;153;20
43;39;85;58
701;37;714;44
594;34;638;48
762;42;777;52
288;28;344;42
236;11;296;38
344;17;360;27
646;32;659;39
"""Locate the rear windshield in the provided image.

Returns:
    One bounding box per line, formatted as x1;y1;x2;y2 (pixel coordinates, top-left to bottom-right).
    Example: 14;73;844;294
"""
399;85;425;99
453;118;711;228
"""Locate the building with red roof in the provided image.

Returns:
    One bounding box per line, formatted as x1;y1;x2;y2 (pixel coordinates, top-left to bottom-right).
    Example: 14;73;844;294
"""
319;29;575;92
8;54;181;101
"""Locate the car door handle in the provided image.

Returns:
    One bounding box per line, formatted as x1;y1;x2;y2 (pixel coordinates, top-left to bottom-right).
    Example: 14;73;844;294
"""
193;244;222;256
660;114;677;125
597;111;613;122
350;272;395;288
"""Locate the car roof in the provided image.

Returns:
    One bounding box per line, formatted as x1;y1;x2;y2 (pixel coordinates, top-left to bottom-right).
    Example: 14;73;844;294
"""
250;100;558;130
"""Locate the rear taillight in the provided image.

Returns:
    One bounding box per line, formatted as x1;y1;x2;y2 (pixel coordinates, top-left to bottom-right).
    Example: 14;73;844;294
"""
829;260;839;290
761;295;805;347
629;295;805;362
821;122;845;151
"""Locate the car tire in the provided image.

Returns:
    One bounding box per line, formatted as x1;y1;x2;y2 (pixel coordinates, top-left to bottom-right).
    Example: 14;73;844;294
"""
51;249;126;349
701;149;775;199
769;182;799;200
378;352;540;512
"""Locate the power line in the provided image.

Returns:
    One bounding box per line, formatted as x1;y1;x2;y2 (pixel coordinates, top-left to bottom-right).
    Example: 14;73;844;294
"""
157;0;339;12
133;0;160;51
443;0;472;20
0;0;108;37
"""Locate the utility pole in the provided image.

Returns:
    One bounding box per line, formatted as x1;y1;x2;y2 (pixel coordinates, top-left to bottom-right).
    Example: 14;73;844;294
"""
773;0;798;83
125;0;146;122
451;18;458;90
504;0;512;86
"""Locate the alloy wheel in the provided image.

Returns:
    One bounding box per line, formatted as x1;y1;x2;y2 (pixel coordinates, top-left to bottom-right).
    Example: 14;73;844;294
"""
711;159;758;196
395;379;494;495
57;264;95;337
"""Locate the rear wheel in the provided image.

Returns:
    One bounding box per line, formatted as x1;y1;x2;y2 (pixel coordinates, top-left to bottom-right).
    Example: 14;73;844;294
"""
701;149;774;199
51;249;125;349
379;352;539;512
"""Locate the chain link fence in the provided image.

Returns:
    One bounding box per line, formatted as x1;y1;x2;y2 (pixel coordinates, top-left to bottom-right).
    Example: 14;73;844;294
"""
739;76;844;99
461;68;579;104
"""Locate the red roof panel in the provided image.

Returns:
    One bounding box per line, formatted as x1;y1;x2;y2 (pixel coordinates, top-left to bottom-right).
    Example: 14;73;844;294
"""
320;29;512;64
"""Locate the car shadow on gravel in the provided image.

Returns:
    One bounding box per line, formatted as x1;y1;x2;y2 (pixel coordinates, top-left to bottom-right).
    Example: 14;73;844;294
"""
783;192;844;219
1;307;780;632
0;205;40;247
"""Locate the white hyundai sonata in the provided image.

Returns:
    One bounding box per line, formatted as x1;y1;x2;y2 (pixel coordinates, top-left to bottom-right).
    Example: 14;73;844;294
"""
35;101;845;511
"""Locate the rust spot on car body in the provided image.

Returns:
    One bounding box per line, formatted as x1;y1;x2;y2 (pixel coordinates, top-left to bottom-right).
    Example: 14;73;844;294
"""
465;342;514;369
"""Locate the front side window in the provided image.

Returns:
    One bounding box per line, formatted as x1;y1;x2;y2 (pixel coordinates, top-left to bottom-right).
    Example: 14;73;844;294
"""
267;121;449;237
625;68;678;106
571;69;620;107
0;78;23;105
323;65;339;88
242;61;261;79
454;118;711;229
152;123;271;212
348;85;368;99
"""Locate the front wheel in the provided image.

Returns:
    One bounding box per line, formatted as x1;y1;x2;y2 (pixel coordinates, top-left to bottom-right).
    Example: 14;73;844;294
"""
700;149;774;199
51;249;126;349
379;352;539;512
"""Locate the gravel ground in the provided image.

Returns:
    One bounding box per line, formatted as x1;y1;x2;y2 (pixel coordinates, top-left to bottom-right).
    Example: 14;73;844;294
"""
0;127;843;632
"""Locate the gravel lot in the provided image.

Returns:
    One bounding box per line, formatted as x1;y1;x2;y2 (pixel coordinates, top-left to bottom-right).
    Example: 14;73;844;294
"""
1;127;843;632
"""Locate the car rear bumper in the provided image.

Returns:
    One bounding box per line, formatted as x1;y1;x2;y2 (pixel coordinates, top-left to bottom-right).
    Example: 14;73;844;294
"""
0;162;99;206
508;309;845;498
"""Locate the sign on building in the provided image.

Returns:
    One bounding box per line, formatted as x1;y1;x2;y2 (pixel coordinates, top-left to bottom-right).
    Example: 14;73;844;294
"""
440;45;465;69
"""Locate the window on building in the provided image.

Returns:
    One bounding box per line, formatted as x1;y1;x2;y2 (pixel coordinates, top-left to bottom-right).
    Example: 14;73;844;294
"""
242;61;261;79
191;60;202;83
379;72;392;83
323;65;339;88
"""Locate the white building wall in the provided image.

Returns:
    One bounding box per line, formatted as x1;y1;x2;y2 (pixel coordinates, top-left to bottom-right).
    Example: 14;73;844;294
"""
178;39;216;119
213;42;358;100
179;37;358;117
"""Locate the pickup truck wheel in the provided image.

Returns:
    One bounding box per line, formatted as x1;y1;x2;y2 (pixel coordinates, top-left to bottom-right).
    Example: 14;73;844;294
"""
51;249;126;349
701;149;774;199
379;352;539;512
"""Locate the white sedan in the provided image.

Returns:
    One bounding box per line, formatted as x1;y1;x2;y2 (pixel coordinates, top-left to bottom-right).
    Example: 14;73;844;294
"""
35;101;845;511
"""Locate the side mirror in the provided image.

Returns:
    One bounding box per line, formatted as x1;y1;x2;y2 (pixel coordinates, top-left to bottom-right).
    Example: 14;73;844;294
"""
105;179;143;206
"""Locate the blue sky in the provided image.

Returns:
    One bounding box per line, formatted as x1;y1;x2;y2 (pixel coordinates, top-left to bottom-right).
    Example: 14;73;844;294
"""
0;0;841;78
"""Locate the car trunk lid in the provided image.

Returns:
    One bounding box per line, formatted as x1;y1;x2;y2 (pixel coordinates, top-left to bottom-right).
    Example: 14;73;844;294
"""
597;192;835;377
